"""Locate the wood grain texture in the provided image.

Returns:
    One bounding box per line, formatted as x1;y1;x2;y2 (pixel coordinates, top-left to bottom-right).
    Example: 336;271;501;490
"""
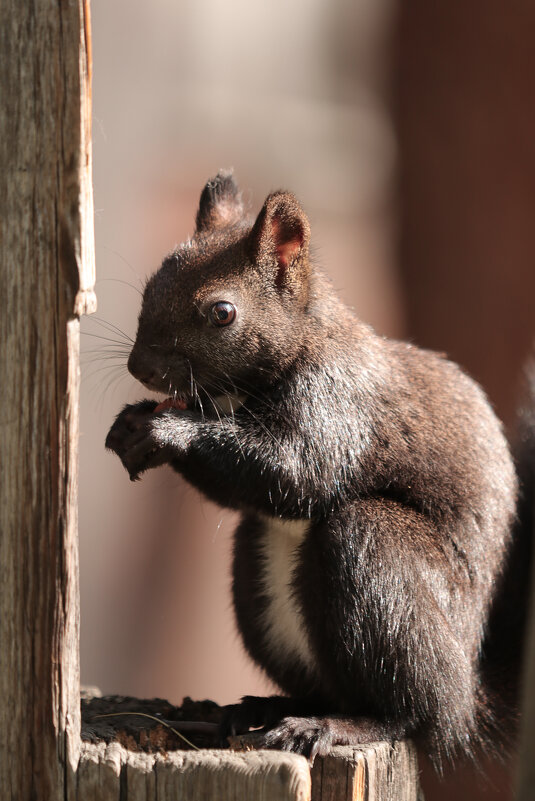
0;0;94;798
74;739;423;801
77;744;312;801
310;743;422;801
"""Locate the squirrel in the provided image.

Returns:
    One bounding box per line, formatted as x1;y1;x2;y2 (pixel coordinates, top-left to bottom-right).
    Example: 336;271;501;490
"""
105;170;531;769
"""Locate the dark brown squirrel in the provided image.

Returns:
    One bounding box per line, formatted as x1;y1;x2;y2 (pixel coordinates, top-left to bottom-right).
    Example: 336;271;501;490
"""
105;170;531;769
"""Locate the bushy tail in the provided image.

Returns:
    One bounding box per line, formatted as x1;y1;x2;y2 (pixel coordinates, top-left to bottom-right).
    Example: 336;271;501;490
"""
515;361;535;562
480;361;535;751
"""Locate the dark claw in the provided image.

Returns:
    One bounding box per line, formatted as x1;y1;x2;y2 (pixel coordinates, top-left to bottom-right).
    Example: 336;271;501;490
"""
261;716;333;763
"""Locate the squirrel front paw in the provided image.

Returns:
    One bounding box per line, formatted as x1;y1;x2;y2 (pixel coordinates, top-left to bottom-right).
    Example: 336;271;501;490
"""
105;400;170;480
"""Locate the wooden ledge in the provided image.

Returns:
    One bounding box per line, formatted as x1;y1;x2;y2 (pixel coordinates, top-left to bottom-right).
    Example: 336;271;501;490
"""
78;695;422;800
76;740;421;801
77;743;311;800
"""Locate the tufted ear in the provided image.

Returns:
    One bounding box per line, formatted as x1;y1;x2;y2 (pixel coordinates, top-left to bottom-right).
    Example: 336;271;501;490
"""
195;170;244;234
249;191;311;290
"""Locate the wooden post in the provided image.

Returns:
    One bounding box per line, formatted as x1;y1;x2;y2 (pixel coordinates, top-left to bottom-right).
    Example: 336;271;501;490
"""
0;2;422;798
0;0;94;798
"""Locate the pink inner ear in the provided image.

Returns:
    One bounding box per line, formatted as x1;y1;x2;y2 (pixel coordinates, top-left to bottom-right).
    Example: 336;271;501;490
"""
272;216;304;268
276;238;303;268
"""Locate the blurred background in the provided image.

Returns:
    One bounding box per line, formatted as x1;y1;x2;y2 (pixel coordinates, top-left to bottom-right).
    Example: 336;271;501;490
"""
80;2;535;798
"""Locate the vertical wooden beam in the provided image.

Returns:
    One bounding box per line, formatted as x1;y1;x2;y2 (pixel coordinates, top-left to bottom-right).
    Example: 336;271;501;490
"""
0;0;94;798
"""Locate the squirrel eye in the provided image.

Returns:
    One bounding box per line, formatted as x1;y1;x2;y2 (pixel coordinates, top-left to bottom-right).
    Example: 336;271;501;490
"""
209;301;237;327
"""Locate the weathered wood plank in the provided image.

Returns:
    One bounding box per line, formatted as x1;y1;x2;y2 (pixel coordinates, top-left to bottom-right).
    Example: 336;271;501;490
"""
76;742;121;801
76;0;97;317
0;0;94;798
310;743;421;801
77;744;312;801
75;739;423;801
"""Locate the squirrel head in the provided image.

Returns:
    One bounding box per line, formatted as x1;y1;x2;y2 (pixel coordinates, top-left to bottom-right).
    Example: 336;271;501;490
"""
128;171;314;405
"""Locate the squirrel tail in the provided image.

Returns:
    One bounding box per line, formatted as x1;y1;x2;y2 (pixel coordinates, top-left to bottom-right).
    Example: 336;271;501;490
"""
515;359;535;569
479;360;535;755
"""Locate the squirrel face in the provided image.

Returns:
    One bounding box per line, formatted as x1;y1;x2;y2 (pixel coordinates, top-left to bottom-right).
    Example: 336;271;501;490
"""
128;172;314;404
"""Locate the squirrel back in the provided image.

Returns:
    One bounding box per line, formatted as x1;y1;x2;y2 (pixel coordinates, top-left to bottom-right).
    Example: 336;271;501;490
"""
481;365;535;733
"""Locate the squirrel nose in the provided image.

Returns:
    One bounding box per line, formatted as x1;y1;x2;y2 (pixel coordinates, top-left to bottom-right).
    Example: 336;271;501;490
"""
128;349;157;385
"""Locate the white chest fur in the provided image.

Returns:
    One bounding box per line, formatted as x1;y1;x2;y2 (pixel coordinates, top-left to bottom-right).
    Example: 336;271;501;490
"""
258;516;317;675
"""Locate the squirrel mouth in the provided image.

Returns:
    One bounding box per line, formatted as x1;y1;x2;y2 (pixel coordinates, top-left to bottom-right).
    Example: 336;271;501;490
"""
154;395;189;412
153;391;247;416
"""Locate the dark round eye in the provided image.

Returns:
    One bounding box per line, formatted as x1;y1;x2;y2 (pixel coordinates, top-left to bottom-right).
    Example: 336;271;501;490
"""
209;301;237;327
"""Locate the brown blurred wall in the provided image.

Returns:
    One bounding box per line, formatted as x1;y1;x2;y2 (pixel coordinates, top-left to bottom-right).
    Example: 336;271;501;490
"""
396;2;535;429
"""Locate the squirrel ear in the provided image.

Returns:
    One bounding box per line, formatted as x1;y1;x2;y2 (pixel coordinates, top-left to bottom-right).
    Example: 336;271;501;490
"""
195;170;244;234
249;191;311;289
